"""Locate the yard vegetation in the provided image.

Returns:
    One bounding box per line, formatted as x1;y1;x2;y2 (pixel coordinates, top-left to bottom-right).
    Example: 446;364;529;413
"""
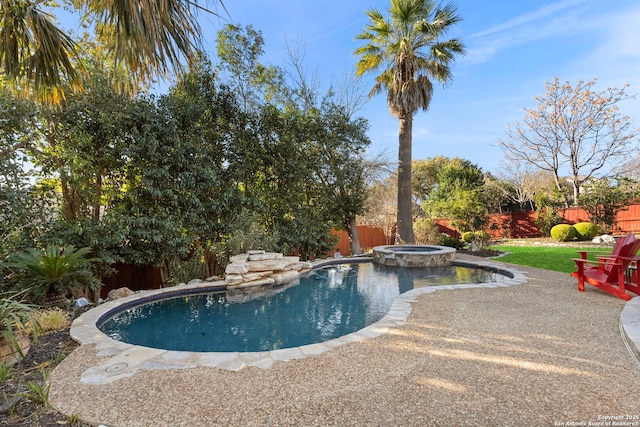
2;1;640;424
491;244;606;274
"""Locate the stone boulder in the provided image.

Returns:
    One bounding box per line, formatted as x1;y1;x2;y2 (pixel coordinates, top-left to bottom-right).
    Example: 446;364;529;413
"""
593;234;616;244
247;259;296;272
106;287;135;301
223;251;306;289
271;270;300;285
225;274;245;286
225;262;249;275
248;252;284;261
229;253;249;263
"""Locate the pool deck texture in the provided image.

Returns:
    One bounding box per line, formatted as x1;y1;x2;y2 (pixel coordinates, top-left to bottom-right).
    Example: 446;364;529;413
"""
50;255;640;427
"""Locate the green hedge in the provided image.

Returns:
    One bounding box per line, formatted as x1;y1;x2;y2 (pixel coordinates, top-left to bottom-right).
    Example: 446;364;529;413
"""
573;222;598;240
461;231;474;243
550;224;576;242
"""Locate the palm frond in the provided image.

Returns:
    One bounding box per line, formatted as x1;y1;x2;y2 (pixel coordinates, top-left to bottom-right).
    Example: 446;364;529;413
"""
430;2;463;32
353;0;466;115
1;0;225;103
368;69;393;99
387;74;433;117
86;0;202;86
10;245;102;300
0;0;82;103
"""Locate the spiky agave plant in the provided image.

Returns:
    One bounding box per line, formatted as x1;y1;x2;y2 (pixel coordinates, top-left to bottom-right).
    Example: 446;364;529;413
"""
10;245;102;305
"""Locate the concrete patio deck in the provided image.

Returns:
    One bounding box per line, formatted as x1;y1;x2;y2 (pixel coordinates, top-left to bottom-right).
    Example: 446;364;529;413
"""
49;256;640;427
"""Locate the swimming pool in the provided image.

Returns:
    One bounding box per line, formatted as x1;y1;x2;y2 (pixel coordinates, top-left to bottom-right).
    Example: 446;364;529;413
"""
98;262;508;352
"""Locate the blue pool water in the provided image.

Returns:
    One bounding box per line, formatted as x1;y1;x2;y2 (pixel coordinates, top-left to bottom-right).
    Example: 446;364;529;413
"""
99;262;506;352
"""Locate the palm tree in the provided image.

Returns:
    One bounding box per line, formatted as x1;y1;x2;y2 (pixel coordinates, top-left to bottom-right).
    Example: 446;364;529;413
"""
0;0;224;103
354;0;465;243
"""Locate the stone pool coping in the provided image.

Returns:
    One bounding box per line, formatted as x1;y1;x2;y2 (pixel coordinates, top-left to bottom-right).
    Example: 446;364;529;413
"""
372;244;456;267
621;296;640;361
70;257;530;385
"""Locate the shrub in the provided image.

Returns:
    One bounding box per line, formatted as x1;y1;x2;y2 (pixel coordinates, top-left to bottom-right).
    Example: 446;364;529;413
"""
577;178;636;233
573;222;599;240
10;245;102;306
461;231;474;243
223;209;279;257
550;224;576;242
473;230;491;248
535;208;564;236
29;309;71;333
439;233;465;250
414;218;443;245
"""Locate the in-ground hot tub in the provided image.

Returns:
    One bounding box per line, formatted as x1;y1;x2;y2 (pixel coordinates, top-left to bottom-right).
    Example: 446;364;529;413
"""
372;245;456;267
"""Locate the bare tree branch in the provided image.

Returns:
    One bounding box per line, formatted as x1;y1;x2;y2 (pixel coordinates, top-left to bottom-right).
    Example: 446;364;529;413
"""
498;77;638;206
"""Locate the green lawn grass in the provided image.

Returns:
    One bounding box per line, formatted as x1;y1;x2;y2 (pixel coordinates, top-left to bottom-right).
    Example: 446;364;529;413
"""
490;245;609;274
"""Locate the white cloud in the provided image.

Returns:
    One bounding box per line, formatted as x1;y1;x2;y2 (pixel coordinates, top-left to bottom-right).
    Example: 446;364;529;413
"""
468;0;587;40
462;0;588;66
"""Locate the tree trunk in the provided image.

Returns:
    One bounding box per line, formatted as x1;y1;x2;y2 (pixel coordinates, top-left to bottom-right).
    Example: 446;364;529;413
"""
571;179;580;206
47;119;78;221
552;171;570;208
60;170;76;221
92;173;102;221
348;217;361;255
397;115;415;243
203;249;224;278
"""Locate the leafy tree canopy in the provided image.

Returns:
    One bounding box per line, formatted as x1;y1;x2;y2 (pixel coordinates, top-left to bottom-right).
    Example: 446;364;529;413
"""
421;157;487;231
577;177;640;233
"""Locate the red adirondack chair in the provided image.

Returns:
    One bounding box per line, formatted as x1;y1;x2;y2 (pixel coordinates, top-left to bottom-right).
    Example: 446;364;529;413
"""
571;234;634;282
572;233;634;269
571;235;640;300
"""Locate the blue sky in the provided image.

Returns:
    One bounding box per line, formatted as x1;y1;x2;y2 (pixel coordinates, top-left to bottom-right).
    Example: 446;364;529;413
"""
193;0;640;175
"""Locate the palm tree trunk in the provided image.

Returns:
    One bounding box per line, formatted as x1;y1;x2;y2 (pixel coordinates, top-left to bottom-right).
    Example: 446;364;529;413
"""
397;115;415;244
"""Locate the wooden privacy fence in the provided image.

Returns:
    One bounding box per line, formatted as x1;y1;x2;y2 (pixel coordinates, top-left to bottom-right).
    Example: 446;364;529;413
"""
337;203;640;253
436;203;640;239
434;211;541;239
100;263;164;299
332;225;391;256
560;204;640;235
